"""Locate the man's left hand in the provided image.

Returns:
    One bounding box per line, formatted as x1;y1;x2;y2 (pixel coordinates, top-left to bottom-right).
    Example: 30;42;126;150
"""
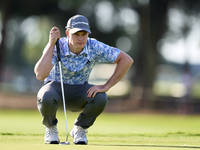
87;85;109;98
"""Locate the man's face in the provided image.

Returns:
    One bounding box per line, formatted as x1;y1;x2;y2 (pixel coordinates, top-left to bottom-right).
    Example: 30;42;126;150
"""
66;30;89;52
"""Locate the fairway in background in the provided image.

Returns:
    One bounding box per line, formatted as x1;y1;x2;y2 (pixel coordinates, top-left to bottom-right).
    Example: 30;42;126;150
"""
1;109;199;134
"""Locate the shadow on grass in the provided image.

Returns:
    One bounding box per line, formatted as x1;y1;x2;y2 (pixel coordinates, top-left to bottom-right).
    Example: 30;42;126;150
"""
91;144;200;149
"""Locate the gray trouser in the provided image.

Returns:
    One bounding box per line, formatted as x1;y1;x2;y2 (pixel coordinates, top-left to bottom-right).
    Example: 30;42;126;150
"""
37;81;108;129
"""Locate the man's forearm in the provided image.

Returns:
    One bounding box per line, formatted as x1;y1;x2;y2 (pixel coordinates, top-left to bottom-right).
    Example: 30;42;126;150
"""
34;43;54;81
104;52;133;90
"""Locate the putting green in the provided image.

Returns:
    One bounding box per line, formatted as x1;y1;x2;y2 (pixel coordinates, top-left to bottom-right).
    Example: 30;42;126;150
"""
0;109;200;150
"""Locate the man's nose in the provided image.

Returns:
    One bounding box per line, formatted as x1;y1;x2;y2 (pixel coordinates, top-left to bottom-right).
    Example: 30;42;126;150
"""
78;35;83;40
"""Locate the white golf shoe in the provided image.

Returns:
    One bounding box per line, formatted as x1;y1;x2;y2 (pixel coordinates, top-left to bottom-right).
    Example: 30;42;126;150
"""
44;125;60;144
70;125;88;144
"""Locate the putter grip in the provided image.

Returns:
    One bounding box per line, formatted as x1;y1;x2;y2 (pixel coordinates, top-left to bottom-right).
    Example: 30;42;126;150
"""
56;39;61;61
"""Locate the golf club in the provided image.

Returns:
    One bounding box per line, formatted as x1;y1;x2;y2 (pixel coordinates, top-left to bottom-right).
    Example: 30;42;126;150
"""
56;39;70;145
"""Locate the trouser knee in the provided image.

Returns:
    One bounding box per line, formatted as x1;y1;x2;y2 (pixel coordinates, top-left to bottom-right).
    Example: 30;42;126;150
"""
87;92;108;115
37;91;59;127
95;92;108;110
37;91;58;115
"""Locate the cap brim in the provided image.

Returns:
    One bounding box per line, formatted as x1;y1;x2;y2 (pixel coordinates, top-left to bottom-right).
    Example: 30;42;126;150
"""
70;28;91;34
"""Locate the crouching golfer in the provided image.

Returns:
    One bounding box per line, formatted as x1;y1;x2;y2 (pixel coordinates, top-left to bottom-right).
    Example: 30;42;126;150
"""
34;14;133;145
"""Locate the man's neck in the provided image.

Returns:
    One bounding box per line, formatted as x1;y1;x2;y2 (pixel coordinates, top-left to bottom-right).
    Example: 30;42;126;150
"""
68;43;83;55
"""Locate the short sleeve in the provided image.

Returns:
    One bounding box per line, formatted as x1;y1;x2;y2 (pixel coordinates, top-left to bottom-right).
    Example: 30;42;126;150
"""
90;39;121;63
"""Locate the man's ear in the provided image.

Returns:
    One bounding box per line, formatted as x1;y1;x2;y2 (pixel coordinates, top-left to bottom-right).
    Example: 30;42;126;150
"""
66;30;70;37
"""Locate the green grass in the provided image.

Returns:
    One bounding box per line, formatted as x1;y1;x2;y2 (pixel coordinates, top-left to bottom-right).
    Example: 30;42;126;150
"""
0;109;200;150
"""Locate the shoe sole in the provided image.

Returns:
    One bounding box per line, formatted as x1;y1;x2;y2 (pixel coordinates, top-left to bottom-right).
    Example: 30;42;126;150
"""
74;141;88;145
45;141;59;144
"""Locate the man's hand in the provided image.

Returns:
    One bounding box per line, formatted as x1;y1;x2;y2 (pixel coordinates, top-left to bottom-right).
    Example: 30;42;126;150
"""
87;85;109;98
49;26;60;46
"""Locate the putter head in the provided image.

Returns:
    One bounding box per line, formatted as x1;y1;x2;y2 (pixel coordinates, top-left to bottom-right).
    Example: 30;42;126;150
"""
59;141;70;145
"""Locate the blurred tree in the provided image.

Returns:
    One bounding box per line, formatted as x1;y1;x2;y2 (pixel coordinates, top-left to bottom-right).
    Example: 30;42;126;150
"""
0;0;54;80
0;1;11;81
132;0;200;104
133;0;169;103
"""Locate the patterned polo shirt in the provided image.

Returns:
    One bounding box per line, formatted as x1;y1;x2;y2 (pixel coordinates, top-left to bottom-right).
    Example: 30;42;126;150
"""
44;37;121;85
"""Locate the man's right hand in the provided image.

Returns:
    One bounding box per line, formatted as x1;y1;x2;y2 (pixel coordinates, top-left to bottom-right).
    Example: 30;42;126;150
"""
49;26;60;46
